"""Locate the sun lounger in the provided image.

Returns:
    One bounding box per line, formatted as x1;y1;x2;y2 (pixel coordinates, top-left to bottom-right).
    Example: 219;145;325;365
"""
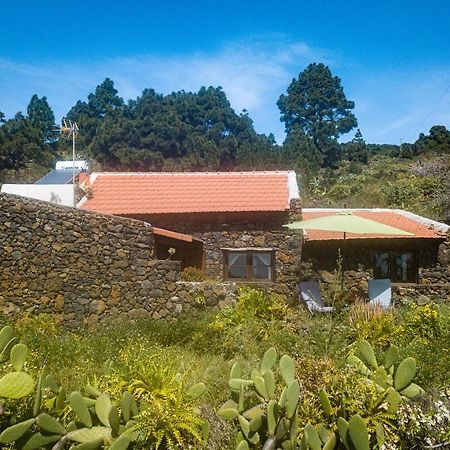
299;281;335;313
368;279;392;308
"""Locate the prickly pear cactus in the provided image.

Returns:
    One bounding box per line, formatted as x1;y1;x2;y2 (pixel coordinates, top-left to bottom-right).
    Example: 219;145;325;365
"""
219;347;301;450
0;325;35;399
0;379;140;449
347;340;424;406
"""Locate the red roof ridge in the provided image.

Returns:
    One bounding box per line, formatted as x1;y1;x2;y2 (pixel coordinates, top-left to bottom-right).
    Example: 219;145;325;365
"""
90;170;294;177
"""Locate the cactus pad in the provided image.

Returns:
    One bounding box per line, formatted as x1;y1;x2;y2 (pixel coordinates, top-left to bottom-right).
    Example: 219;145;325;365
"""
68;426;112;443
279;355;295;386
0;371;35;398
348;415;369;450
0;418;36;444
10;343;28;371
69;391;93;427
188;382;206;400
22;432;60;450
357;340;378;369
37;413;66;435
394;357;416;391
109;435;131;450
261;347;277;374
95;393;112;427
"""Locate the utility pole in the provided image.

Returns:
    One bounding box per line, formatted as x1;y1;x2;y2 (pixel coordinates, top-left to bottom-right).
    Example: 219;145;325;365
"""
60;118;79;206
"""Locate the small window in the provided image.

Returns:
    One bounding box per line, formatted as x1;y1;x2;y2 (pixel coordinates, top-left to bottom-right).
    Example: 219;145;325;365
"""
224;249;275;282
373;251;416;283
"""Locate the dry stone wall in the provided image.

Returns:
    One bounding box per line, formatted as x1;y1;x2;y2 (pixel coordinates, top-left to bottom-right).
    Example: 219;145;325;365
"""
0;193;289;325
0;194;202;325
128;200;303;301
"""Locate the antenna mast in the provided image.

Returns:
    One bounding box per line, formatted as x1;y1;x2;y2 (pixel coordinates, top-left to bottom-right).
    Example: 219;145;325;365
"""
60;118;79;206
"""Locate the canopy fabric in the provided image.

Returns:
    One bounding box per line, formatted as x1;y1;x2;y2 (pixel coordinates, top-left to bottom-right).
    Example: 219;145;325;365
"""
284;213;413;236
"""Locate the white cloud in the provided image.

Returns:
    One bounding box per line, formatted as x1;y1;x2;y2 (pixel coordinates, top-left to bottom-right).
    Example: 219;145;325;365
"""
0;38;325;143
348;69;450;143
0;38;449;145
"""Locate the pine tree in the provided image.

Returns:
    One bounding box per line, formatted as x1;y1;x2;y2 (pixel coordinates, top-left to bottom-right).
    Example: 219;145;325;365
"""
278;63;357;167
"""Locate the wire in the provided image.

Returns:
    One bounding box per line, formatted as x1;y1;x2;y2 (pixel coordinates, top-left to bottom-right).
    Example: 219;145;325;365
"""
410;80;450;142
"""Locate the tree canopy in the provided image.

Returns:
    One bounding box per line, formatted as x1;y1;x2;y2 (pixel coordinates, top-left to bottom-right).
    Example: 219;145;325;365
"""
277;63;357;167
0;98;56;172
65;80;274;171
414;125;450;155
27;95;56;142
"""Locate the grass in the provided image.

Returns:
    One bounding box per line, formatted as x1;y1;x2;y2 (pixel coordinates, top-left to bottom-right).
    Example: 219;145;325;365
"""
1;292;449;449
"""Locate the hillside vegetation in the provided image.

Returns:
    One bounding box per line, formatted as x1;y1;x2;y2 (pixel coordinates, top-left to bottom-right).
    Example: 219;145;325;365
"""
1;64;449;222
1;288;449;449
303;153;450;222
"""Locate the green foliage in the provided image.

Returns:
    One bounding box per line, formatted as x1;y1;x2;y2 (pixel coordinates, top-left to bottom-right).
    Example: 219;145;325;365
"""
394;303;450;388
210;288;299;357
346;301;399;347
278;63;357;168
212;287;292;331
0;326;35;400
1;302;447;449
180;266;208;282
26;95;56;142
348;340;424;402
219;341;424;449
0;319;211;450
0;113;54;172
399;302;441;341
218;347;302;449
414;125;450;155
302;152;450;222
65;80;274;171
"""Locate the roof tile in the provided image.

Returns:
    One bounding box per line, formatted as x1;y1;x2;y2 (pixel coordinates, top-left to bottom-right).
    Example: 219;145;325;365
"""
82;172;292;214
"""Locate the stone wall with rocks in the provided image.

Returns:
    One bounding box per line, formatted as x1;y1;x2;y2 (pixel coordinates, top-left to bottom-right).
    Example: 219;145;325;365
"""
301;235;450;302
0;193;182;325
0;193;297;325
124;199;303;301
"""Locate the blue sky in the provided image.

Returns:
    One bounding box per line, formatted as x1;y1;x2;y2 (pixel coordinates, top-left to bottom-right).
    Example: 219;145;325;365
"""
1;0;449;144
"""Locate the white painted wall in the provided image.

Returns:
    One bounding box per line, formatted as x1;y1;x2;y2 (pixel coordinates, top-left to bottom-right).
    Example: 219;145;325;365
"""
1;184;74;206
55;160;88;171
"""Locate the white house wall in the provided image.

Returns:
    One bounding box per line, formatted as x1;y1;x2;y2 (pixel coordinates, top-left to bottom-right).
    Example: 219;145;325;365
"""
1;184;74;206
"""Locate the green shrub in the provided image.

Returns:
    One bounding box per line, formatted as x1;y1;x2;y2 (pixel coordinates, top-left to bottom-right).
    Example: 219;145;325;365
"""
210;288;301;358
399;302;441;341
180;266;208;282
211;287;293;331
397;389;450;448
346;301;400;348
395;304;450;389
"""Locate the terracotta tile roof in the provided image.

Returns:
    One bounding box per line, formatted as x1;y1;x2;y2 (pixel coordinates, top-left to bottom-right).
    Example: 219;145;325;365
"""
81;172;296;215
302;209;446;241
153;227;203;243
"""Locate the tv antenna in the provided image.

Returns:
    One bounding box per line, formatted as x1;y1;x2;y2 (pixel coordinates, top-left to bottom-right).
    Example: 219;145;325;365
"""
60;118;79;206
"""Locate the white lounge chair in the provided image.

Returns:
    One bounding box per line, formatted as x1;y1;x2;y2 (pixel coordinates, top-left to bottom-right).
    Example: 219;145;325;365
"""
368;279;392;309
299;281;335;314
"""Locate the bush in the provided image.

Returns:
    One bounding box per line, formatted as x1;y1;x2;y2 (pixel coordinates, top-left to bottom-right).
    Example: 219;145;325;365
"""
346;301;400;347
180;266;208;282
211;287;292;329
399;302;441;341
395;303;450;388
397;390;450;448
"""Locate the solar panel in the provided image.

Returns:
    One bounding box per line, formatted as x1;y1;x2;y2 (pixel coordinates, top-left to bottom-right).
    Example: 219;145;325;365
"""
35;169;82;185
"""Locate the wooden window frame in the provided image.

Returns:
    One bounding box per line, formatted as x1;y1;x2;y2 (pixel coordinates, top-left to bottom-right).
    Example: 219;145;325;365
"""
223;249;275;283
372;250;418;283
